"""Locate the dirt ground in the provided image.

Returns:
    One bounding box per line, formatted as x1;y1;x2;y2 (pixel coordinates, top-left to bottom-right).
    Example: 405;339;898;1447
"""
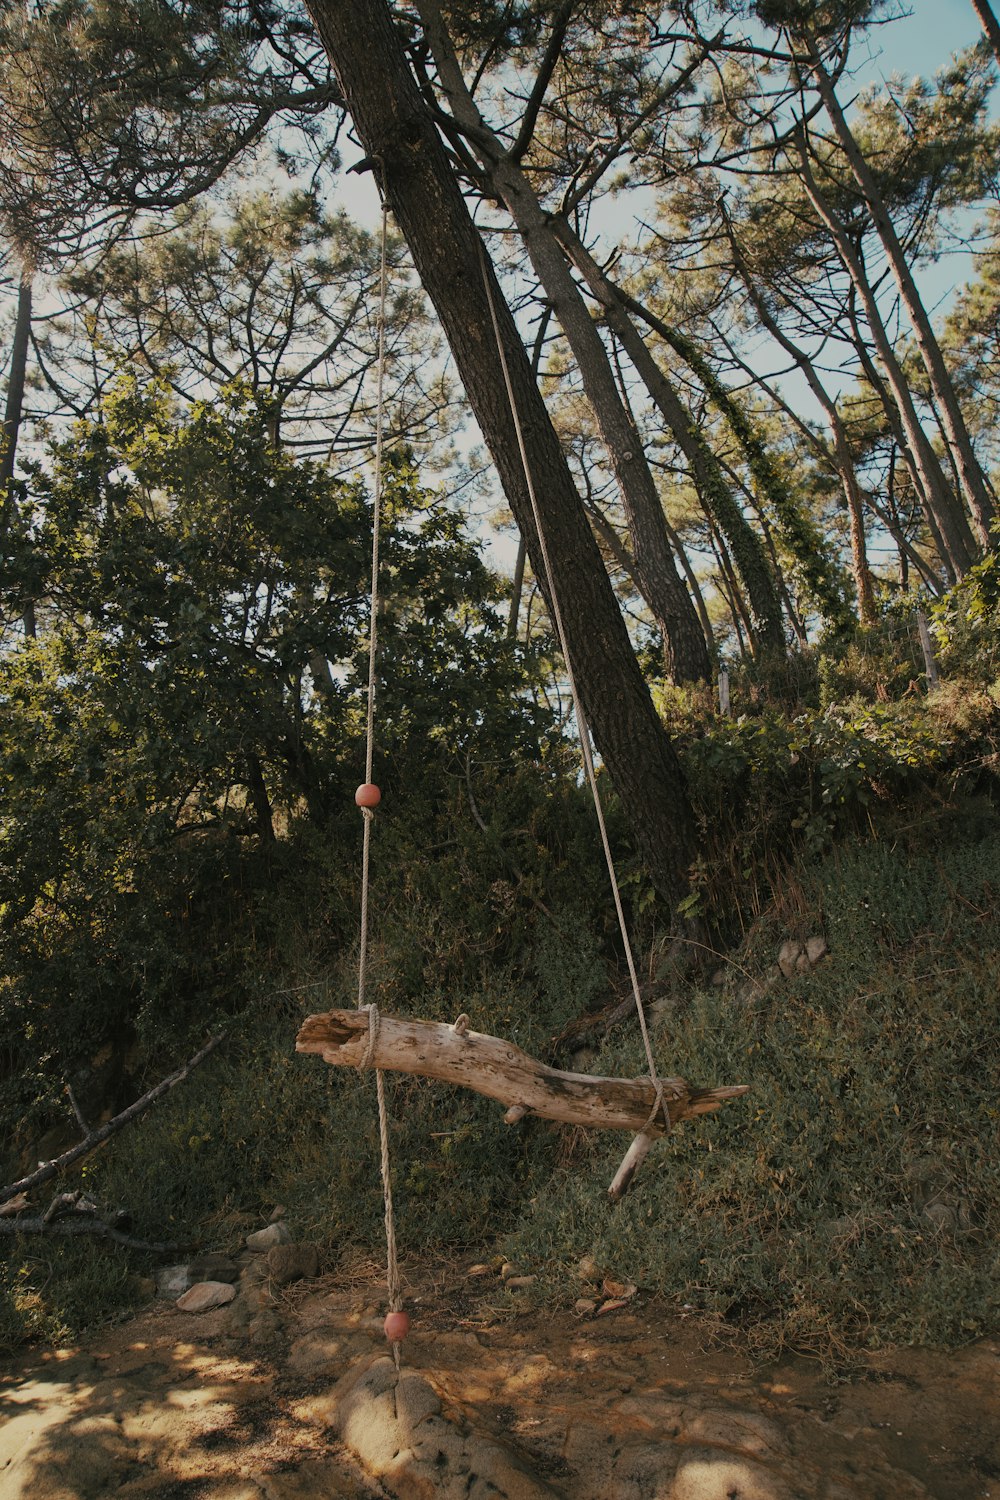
2;1256;999;1500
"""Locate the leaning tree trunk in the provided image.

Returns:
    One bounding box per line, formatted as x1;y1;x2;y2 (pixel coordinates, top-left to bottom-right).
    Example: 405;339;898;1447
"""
723;222;877;626
799;147;976;581
972;0;1000;65
417;0;709;684
304;0;699;902
803;43;995;549
555;222;786;657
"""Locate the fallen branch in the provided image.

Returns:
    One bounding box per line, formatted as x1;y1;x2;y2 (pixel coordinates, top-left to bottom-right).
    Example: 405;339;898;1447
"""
0;1033;226;1208
0;1215;179;1252
297;1009;747;1198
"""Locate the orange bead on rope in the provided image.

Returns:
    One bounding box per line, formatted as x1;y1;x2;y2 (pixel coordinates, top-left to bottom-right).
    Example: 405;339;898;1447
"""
384;1309;410;1343
355;783;381;809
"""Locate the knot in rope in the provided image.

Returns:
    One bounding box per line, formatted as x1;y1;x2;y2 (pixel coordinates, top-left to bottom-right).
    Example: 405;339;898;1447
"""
357;1004;381;1071
642;1080;667;1135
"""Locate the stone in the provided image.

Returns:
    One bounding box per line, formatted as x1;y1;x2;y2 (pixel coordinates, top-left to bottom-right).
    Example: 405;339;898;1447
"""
175;1281;237;1314
135;1276;157;1302
268;1204;287;1223
503;1275;536;1290
246;1222;292;1252
332;1357;560;1499
671;1449;793;1500
247;1310;284;1345
777;940;803;979
155;1263;193;1298
266;1242;320;1286
805;935;828;966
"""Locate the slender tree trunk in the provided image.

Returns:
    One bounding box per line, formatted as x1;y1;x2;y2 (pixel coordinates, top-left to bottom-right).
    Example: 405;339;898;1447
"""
246;753;276;842
715;525;755;653
663;514;716;660
417;1;709;684
885;446;914;593
555;223;785;656
709;529;750;659
507;536;527;640
305;0;699;901
508;309;552;640
845;282;964;585
724;227;877;625
803;41;994;547
1;272;35;637
798;147;976;580
611;279;851;630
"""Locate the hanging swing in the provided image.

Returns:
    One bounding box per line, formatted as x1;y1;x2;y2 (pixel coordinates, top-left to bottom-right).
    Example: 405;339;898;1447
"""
296;196;747;1355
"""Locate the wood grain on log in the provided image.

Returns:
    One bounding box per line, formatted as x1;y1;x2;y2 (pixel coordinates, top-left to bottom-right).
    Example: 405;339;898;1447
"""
296;1009;747;1136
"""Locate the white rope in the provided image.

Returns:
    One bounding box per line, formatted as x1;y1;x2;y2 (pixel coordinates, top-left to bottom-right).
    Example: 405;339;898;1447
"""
478;242;670;1134
355;190;403;1364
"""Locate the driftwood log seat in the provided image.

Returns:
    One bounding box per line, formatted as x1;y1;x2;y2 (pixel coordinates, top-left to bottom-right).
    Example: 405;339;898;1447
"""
296;1008;748;1199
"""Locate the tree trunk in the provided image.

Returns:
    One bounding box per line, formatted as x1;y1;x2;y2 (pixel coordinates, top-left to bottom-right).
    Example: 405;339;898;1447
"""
803;41;995;548
798;147;976;580
1;271;35;637
663;514;716;660
724;226;877;625
972;0;1000;65
417;1;709;683
304;0;699;901
246;753;276;843
556;223;786;656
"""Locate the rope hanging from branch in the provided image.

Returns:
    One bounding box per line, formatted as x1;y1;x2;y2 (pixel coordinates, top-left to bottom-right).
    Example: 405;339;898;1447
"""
355;187;404;1365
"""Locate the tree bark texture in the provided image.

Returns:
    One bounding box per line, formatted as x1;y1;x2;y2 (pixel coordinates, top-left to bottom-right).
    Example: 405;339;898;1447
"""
296;1008;747;1133
2;272;36;636
972;0;1000;65
304;0;699;902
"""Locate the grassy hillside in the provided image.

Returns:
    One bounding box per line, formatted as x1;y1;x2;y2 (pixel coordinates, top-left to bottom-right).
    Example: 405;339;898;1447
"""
3;600;1000;1361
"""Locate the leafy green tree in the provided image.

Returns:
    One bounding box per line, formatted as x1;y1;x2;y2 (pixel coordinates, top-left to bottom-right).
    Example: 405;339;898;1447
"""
0;378;548;1093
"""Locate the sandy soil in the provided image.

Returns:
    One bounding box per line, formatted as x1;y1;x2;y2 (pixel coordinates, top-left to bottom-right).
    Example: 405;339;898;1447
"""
2;1256;999;1499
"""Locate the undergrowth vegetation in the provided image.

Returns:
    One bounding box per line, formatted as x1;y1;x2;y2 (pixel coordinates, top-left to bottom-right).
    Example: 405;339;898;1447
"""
3;577;1000;1362
502;816;1000;1360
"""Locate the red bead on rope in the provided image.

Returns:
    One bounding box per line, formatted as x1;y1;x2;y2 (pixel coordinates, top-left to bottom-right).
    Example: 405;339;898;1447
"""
355;783;381;809
384;1309;410;1343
